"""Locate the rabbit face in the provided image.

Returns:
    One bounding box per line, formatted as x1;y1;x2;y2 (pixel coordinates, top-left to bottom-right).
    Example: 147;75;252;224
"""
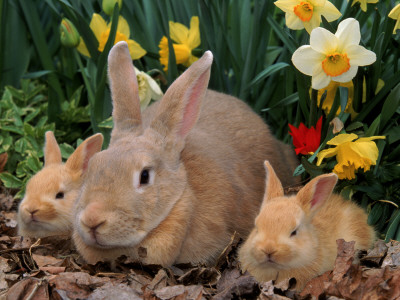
246;198;318;270
18;165;79;237
74;130;187;251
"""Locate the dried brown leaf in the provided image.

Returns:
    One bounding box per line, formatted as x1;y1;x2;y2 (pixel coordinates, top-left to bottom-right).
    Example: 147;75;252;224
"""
88;282;142;300
0;153;8;173
5;277;49;300
361;240;388;267
153;285;203;300
382;240;400;267
32;254;64;268
177;267;220;286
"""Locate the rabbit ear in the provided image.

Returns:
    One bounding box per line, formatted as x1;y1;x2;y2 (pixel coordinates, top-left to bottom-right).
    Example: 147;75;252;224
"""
108;41;142;134
151;51;213;139
263;161;284;203
297;173;338;214
65;133;103;175
44;131;62;166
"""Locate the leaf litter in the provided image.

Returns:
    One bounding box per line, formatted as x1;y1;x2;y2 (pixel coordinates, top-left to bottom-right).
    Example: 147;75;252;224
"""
0;191;399;300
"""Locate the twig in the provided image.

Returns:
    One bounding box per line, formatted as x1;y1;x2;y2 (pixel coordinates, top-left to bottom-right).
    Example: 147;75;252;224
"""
25;278;46;300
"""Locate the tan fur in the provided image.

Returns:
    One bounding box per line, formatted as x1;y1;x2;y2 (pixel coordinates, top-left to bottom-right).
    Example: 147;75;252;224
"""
18;131;103;238
73;41;300;266
238;161;376;291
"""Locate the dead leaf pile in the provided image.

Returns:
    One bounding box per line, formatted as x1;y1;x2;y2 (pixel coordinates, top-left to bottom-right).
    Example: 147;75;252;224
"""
0;192;400;299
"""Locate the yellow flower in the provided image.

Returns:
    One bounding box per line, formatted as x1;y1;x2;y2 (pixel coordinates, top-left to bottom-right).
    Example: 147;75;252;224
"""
351;0;378;12
292;18;376;89
274;0;341;34
134;67;163;111
316;133;385;180
317;81;357;118
389;4;400;34
77;14;146;60
158;16;201;71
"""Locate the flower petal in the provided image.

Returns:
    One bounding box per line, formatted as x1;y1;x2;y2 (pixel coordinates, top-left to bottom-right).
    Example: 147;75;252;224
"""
292;46;324;75
286;12;305;30
274;0;297;13
310;27;338;53
116;16;130;37
327;133;358;145
304;13;322;33
332;65;358;82
312;63;332;89
320;0;342;21
346;44;376;66
316;147;337;165
169;20;189;44
187;16;201;49
127;39;147;60
389;4;400;19
335;18;360;49
76;38;90;57
90;13;108;42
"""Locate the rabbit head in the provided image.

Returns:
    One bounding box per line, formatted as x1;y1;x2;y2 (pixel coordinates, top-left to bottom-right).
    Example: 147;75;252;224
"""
18;131;103;238
73;41;213;263
239;161;338;272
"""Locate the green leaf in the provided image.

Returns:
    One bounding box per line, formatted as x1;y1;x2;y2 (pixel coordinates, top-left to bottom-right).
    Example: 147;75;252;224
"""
0;172;23;189
385;209;400;242
368;203;383;225
365;115;381;136
59;143;75;159
346;121;364;132
248;63;290;88
380;82;400;130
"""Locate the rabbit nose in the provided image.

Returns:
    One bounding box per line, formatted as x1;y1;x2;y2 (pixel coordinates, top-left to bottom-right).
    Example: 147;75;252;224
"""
25;208;39;220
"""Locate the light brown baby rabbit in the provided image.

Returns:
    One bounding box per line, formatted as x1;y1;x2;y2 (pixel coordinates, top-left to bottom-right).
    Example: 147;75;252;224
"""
73;41;300;266
238;161;375;290
18;131;103;238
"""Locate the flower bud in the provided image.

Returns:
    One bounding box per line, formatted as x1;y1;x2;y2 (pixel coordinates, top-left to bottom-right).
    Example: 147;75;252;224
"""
59;18;80;48
102;0;122;15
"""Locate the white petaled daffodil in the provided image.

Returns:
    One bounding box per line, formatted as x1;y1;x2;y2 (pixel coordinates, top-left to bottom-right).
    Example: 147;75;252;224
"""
274;0;341;34
134;67;163;111
292;18;376;90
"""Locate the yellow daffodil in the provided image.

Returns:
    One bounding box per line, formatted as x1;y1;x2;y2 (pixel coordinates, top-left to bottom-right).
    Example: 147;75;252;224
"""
389;4;400;34
316;133;385;180
351;0;378;12
77;14;146;60
292;18;376;90
134;67;163;111
274;0;341;34
317;81;357;118
158;16;200;71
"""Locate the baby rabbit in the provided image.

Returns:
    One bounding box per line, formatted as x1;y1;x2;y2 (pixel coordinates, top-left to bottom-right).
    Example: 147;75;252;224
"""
238;161;375;290
18;131;103;238
73;41;300;266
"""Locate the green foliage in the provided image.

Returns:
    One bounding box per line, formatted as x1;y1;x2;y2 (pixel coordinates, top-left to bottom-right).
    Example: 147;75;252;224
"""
0;80;89;198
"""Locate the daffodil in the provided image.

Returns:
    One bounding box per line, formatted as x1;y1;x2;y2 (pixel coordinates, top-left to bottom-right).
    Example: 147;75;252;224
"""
60;18;80;48
134;67;163;111
316;133;385;180
389;4;400;34
351;0;378;12
317;81;357;118
102;0;122;15
274;0;341;33
292;18;376;90
77;14;146;60
158;16;200;71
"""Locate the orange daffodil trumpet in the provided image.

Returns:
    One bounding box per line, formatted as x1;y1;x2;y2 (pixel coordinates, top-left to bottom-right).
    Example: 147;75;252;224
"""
158;16;201;71
316;133;385;180
274;0;341;33
292;18;376;90
77;14;146;60
389;4;400;34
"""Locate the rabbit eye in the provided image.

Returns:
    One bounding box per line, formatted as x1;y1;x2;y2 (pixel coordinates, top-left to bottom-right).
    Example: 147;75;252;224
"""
140;169;150;185
290;229;297;237
55;192;64;199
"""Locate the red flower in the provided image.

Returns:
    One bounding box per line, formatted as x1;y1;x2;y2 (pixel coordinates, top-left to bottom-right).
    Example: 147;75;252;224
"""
289;116;323;155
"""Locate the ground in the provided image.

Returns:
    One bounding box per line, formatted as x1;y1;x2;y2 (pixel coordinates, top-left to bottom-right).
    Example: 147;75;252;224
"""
0;189;399;300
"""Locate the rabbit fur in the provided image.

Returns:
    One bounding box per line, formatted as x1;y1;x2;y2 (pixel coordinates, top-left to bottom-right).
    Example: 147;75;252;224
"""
238;161;376;290
18;131;103;238
72;41;300;266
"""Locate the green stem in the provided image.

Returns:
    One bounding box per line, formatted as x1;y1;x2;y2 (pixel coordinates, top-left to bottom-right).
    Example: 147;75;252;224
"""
309;89;318;127
73;49;95;107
